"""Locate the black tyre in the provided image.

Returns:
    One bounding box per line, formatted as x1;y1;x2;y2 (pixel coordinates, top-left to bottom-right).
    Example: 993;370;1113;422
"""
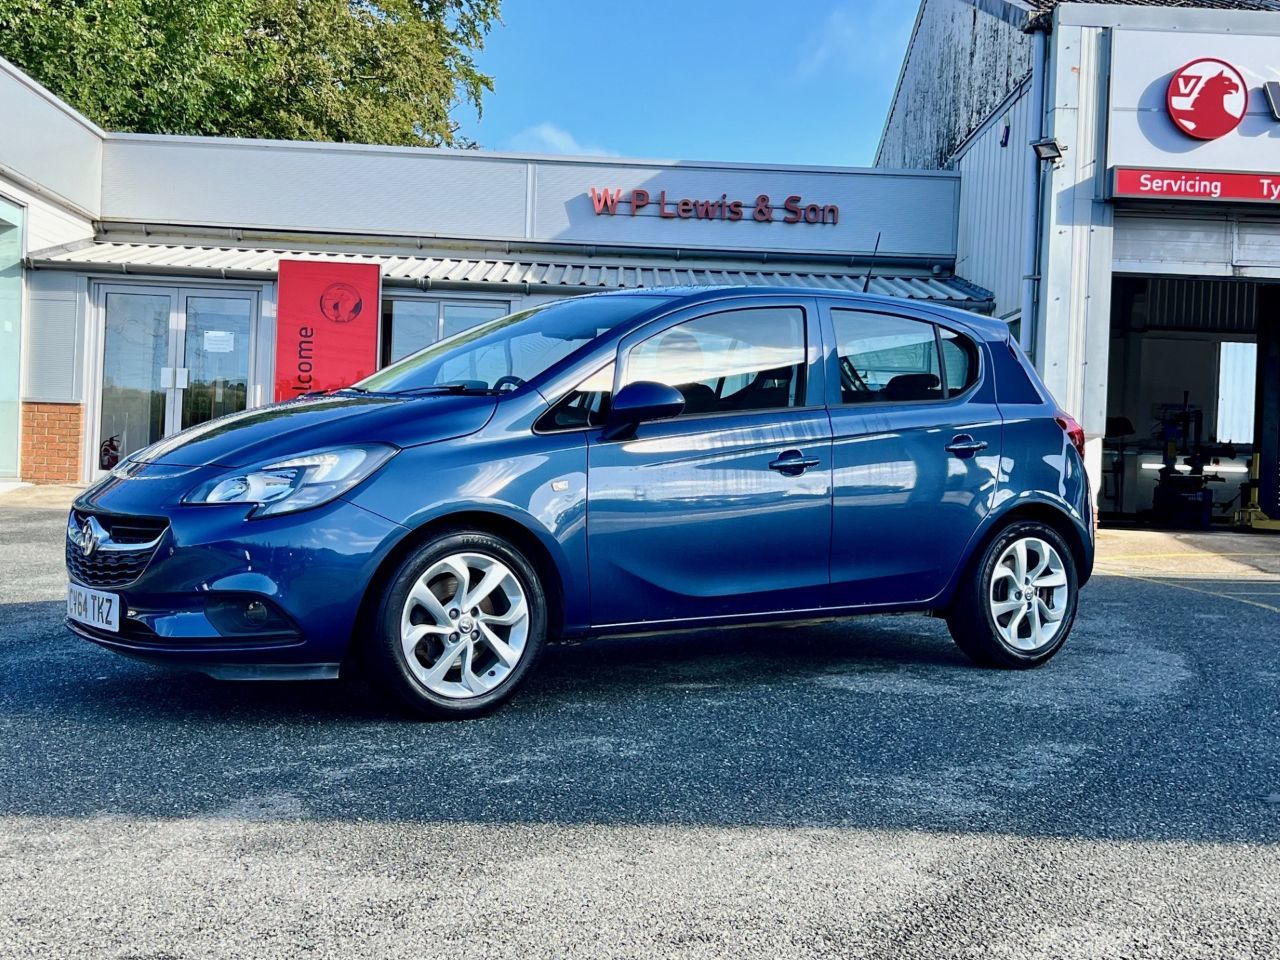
946;520;1079;669
369;529;547;719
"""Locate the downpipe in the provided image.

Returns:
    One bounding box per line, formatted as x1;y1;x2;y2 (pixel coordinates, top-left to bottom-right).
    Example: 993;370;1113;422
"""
1019;27;1049;360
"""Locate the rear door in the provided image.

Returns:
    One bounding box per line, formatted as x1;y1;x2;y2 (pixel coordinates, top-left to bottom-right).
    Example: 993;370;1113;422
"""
586;298;833;627
823;303;1002;607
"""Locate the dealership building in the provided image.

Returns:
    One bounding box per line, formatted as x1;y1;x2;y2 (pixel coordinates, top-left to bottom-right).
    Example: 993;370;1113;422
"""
2;0;1279;527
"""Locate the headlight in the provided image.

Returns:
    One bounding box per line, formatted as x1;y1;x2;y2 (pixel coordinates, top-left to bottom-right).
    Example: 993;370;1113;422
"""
184;444;397;517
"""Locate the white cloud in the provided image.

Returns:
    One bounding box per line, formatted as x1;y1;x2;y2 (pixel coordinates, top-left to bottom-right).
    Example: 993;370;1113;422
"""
793;2;912;84
506;122;617;157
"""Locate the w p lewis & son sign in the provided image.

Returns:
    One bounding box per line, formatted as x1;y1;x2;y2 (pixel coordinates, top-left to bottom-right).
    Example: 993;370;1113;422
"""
588;188;840;225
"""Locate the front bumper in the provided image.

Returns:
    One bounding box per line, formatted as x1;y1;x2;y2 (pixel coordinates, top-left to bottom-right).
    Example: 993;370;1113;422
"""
66;462;407;675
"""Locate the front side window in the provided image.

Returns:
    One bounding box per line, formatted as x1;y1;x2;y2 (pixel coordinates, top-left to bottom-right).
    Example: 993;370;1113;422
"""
623;306;806;417
359;295;670;394
833;310;943;404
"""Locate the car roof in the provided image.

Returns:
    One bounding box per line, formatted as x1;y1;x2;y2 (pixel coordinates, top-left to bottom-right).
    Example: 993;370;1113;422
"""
592;285;1011;342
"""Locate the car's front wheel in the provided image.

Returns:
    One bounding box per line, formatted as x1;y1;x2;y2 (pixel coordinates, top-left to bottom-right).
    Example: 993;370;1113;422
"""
370;529;547;719
946;520;1079;668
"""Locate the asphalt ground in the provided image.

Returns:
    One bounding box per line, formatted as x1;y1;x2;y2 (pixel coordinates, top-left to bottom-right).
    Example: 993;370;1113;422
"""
0;494;1278;959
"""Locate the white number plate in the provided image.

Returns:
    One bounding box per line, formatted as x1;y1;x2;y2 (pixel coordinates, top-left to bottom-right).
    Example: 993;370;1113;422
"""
67;583;120;633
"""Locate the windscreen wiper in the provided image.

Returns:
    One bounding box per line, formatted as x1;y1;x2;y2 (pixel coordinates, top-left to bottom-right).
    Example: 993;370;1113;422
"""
385;383;499;396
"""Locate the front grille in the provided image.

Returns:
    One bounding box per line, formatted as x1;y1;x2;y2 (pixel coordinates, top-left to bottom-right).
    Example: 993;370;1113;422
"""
66;510;168;589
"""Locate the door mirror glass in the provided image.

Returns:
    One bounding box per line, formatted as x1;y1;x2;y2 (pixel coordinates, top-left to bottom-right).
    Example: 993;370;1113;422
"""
602;381;685;441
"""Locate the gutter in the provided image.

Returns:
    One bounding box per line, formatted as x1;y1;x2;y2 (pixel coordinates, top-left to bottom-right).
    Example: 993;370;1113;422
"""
22;258;994;312
1019;23;1049;358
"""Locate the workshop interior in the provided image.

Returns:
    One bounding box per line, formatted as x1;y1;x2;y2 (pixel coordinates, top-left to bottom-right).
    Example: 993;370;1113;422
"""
1104;275;1280;532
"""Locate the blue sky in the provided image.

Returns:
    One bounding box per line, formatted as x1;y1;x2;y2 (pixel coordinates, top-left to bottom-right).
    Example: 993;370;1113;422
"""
454;0;917;168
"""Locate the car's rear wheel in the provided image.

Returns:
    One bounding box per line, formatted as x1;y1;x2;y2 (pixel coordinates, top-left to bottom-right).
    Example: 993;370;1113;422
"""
946;520;1078;668
370;529;547;719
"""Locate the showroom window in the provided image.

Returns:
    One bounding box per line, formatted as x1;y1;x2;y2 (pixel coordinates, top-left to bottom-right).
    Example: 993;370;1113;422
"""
622;307;806;417
380;298;510;365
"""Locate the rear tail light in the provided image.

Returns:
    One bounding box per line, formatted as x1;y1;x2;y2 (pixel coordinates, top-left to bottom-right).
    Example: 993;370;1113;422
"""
1055;411;1086;458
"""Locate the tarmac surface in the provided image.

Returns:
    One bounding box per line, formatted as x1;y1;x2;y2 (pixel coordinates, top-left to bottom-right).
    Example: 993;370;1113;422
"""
0;489;1277;959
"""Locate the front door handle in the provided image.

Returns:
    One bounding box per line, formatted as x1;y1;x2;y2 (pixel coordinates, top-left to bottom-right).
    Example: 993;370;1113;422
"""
945;434;989;456
769;450;821;476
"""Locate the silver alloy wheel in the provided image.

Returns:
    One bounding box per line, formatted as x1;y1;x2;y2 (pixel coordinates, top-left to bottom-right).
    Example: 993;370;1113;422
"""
988;536;1070;652
399;552;530;699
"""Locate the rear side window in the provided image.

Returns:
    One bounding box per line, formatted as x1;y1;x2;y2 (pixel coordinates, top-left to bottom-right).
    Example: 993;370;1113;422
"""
833;310;943;403
833;309;981;403
623;306;806;417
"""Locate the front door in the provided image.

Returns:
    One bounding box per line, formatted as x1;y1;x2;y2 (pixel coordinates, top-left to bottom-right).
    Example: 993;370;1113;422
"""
96;285;259;470
824;304;1002;608
587;300;832;628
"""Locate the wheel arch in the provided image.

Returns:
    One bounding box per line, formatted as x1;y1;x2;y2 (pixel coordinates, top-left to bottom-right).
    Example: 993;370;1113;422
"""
348;508;570;662
940;499;1092;609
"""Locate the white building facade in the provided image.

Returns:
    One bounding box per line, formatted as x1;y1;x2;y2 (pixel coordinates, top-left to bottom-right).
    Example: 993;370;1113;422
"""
0;54;989;485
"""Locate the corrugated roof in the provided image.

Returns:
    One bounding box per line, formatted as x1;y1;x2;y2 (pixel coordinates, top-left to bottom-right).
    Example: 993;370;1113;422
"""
29;241;994;308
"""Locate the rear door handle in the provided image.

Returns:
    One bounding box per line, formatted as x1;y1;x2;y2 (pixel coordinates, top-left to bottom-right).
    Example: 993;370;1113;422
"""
769;450;821;476
945;435;989;456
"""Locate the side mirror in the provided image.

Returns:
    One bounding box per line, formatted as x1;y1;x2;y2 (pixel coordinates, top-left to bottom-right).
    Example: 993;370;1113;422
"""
601;381;685;441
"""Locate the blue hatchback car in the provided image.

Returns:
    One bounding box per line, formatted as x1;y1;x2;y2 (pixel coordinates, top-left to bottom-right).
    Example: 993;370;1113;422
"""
67;287;1092;718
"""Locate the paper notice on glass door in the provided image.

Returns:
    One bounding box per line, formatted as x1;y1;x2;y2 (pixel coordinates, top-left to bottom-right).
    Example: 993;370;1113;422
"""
204;330;234;353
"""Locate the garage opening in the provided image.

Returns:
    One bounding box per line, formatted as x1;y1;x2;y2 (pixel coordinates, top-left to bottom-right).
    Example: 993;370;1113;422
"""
1102;276;1279;530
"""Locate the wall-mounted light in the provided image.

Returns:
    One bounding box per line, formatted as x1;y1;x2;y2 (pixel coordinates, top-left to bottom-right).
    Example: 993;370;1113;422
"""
1031;137;1066;162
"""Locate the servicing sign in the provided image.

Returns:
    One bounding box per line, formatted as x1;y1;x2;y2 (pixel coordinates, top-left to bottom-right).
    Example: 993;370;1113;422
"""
1109;30;1280;204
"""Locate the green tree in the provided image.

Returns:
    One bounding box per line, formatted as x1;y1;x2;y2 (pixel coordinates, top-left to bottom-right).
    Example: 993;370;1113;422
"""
0;0;501;146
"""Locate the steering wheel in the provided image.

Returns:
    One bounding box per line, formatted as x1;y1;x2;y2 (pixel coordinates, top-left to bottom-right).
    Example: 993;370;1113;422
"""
493;375;527;392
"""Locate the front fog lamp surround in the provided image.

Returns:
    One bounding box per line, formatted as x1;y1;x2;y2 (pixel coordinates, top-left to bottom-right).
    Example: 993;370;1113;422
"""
184;444;397;517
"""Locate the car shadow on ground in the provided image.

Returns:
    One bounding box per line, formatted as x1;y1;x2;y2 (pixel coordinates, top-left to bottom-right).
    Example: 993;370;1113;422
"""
2;592;1278;846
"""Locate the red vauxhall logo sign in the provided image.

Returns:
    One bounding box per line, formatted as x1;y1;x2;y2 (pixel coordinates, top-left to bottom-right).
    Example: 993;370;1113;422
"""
1166;57;1247;140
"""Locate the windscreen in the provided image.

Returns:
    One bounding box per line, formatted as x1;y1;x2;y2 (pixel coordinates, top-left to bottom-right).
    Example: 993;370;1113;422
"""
356;295;671;394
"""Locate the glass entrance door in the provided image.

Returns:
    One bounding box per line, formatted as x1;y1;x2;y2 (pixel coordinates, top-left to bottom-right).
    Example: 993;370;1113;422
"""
179;293;254;430
96;285;259;471
98;288;176;469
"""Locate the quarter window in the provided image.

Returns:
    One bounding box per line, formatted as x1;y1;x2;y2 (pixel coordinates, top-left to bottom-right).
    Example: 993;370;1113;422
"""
938;327;979;397
539;362;614;432
623;307;806;416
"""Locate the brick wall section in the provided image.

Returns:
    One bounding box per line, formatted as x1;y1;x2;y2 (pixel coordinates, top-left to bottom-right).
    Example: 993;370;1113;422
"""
20;402;83;483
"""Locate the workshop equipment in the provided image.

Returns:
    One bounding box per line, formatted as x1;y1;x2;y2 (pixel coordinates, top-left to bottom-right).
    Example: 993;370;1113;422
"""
1233;453;1280;531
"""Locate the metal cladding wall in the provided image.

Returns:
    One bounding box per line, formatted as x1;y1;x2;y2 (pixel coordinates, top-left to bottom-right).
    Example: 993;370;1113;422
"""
99;136;961;262
876;0;1032;170
0;56;102;216
953;78;1032;318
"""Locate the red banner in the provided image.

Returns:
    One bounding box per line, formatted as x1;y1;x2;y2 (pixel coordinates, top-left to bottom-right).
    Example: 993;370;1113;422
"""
274;260;381;401
1113;167;1280;203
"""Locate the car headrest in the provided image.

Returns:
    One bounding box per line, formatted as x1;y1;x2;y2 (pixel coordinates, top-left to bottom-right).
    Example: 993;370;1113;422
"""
884;373;940;401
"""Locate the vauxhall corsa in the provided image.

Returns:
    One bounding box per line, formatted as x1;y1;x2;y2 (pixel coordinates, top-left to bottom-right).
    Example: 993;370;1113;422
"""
66;287;1093;718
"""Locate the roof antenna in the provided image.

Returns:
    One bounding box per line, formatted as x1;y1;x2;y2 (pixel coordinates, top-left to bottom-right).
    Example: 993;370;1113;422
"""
861;231;881;294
